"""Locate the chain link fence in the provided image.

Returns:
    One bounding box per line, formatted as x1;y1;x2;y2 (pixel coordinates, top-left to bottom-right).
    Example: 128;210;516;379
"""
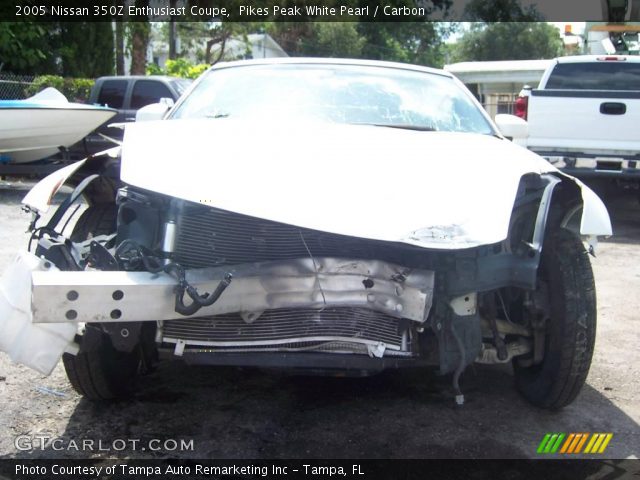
0;74;35;100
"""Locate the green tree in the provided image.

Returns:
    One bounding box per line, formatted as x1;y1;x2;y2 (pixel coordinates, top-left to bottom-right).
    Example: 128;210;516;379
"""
127;0;151;74
147;58;209;79
358;22;455;67
463;0;543;21
26;76;94;102
56;23;115;77
298;23;366;58
0;22;48;73
154;21;262;65
115;8;126;75
0;22;115;76
266;22;313;56
451;22;563;62
269;22;454;68
202;23;258;64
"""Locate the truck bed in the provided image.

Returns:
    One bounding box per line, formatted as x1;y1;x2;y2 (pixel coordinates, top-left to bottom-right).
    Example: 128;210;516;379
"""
526;89;640;158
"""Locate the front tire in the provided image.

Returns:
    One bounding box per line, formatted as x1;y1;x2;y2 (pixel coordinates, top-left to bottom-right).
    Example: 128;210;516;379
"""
62;204;140;401
514;229;597;409
63;327;139;401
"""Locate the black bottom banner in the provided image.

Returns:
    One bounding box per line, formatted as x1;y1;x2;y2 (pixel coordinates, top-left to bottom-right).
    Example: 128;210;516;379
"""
0;459;638;480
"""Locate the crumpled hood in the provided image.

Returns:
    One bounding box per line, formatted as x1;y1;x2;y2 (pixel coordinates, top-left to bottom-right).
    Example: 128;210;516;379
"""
121;118;559;249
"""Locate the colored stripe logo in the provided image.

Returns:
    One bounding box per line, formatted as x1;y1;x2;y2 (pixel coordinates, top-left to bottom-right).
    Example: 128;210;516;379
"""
537;433;613;454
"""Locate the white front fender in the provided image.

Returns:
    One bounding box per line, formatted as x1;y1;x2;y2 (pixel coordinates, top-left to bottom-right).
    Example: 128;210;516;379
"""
576;179;613;237
21;160;86;213
21;146;121;214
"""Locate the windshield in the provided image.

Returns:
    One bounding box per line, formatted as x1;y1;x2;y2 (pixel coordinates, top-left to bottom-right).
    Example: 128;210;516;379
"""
171;78;193;97
170;63;494;134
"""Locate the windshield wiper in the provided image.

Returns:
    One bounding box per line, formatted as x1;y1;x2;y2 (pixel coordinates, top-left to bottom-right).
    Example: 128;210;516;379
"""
204;112;230;119
353;123;437;132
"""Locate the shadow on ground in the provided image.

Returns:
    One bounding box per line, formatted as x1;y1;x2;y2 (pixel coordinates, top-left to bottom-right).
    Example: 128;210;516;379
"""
12;361;639;460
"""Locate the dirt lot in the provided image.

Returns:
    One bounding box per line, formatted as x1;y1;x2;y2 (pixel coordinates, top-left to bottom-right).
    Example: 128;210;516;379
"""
0;177;638;460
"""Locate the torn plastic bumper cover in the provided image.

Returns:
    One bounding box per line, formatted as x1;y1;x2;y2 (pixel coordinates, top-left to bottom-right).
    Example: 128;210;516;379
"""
0;252;78;375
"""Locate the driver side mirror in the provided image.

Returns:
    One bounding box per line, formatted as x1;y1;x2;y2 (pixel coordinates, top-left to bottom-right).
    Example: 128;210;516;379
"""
495;114;529;142
135;102;171;122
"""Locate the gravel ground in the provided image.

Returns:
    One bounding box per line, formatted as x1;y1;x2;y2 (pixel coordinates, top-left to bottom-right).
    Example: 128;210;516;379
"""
0;177;638;461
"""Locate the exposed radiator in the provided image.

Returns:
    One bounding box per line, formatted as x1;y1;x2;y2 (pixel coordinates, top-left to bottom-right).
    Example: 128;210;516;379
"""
162;307;406;351
173;204;423;269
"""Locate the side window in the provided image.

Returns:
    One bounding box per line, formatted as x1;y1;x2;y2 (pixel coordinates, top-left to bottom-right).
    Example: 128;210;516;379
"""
96;80;127;108
131;80;173;110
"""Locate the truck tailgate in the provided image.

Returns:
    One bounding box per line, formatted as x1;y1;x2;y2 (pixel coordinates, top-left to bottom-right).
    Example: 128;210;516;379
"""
526;90;640;156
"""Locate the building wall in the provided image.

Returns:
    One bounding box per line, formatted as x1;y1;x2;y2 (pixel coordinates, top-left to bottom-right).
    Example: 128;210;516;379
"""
445;60;551;119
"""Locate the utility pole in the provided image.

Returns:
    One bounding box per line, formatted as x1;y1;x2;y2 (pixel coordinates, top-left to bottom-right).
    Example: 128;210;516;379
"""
168;0;177;59
169;21;177;59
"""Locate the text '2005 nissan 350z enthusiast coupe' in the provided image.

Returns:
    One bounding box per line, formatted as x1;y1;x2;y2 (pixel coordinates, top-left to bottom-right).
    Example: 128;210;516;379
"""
0;59;612;409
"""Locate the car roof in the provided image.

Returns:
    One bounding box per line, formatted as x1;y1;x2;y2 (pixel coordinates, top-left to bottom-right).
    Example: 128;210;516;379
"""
95;75;187;82
209;57;453;78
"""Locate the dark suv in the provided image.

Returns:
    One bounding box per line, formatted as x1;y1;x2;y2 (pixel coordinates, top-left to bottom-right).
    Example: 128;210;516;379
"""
79;75;192;155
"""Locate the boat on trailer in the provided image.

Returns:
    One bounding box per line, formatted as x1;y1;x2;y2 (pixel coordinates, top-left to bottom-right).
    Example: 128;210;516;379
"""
0;88;117;164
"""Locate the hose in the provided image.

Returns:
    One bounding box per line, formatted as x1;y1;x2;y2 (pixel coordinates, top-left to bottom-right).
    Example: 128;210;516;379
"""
174;273;233;316
115;240;232;317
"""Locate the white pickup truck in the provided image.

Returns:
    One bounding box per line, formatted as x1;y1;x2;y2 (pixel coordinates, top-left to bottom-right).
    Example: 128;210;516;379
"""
514;55;640;181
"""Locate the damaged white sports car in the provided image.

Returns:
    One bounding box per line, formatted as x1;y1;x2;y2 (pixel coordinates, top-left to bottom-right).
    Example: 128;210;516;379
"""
0;59;611;408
